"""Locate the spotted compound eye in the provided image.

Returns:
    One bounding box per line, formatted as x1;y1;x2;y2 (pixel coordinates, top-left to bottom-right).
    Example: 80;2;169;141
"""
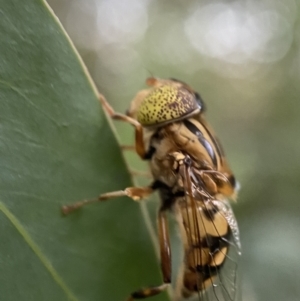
137;85;201;126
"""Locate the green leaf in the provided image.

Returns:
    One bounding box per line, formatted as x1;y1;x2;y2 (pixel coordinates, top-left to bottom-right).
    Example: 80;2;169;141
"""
0;0;168;300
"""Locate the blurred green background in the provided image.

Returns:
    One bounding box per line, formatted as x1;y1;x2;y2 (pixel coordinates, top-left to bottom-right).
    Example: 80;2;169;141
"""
48;0;300;300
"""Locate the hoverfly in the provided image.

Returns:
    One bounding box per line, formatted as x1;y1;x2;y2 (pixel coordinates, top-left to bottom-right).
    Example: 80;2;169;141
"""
62;78;241;301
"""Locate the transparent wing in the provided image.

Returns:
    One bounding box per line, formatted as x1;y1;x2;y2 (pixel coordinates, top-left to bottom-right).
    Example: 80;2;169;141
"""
212;199;241;255
176;161;241;301
198;199;241;301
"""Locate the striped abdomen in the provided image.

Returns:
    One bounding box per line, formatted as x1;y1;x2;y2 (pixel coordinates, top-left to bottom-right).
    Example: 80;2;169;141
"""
175;198;231;299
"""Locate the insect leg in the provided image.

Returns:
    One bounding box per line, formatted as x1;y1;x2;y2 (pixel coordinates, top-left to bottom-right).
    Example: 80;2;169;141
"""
158;209;172;283
126;284;169;301
120;145;136;151
125;209;171;300
61;186;154;215
128;169;153;178
99;94;146;158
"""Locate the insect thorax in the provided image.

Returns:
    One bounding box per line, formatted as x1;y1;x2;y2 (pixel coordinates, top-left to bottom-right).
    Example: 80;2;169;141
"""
145;116;236;204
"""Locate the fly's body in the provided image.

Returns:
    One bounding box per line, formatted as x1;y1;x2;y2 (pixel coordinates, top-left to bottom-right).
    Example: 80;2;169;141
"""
63;78;241;301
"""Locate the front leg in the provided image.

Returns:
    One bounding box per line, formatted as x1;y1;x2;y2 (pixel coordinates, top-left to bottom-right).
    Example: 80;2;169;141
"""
99;94;147;159
61;186;154;215
125;208;171;300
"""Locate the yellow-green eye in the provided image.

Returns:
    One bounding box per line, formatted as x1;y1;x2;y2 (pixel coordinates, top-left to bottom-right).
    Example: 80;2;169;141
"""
137;85;201;126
